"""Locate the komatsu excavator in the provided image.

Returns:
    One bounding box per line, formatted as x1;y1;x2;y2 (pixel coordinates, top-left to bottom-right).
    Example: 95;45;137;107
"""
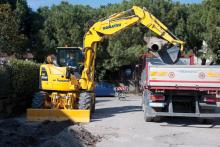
27;6;185;122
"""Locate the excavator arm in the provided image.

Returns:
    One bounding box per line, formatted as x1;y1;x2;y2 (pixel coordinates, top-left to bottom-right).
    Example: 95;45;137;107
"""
80;6;185;90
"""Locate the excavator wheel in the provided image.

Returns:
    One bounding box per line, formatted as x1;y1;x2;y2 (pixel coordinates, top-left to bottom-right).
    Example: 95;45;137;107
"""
32;91;47;108
79;92;92;110
79;92;95;113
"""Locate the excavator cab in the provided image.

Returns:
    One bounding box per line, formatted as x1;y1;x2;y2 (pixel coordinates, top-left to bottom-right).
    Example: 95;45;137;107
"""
57;47;83;67
56;47;84;78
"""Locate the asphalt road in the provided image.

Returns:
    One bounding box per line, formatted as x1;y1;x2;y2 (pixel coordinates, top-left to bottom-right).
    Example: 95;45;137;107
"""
84;95;220;147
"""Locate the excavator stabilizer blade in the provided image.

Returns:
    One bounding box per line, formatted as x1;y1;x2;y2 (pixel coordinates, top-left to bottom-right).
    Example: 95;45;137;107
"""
157;45;180;64
27;109;90;123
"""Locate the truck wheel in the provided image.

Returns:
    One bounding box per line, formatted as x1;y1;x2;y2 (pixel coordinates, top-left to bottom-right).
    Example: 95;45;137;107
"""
78;92;92;110
144;108;154;122
153;116;162;122
198;109;215;124
141;92;145;111
205;119;214;124
32;91;47;108
144;116;154;122
153;108;162;122
142;103;145;112
144;114;161;122
198;118;214;124
144;116;162;122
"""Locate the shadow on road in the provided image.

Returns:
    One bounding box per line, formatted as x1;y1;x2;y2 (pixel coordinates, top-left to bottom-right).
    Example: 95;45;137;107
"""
159;117;220;128
91;105;141;121
95;99;112;104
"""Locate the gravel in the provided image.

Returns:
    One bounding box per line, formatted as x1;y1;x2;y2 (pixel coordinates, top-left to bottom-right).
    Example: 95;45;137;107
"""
0;119;100;147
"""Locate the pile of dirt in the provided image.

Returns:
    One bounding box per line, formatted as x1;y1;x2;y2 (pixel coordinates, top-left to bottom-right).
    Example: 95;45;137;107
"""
0;119;101;147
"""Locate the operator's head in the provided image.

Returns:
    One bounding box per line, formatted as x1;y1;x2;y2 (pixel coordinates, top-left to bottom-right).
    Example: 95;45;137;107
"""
69;52;75;59
46;54;56;64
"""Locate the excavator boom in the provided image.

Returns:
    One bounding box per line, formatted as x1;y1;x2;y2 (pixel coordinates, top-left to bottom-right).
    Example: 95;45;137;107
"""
80;6;185;90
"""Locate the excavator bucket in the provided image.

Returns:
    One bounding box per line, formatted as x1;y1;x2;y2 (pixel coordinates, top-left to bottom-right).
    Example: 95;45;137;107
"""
157;45;180;64
27;109;90;123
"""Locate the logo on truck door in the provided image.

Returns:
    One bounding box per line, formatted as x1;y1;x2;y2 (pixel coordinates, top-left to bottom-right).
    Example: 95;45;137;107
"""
168;72;175;79
199;72;205;79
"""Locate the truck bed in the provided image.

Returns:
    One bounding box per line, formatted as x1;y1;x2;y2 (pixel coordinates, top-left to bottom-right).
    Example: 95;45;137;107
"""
147;65;220;88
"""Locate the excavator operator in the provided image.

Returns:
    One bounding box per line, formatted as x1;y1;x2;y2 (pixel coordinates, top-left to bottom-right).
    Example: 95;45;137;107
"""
67;52;77;67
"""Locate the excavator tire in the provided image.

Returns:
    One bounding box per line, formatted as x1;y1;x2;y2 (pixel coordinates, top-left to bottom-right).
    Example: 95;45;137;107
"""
78;92;92;110
32;91;47;108
91;97;95;113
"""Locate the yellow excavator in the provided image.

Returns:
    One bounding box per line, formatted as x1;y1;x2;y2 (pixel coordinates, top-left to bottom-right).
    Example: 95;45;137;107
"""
27;6;185;123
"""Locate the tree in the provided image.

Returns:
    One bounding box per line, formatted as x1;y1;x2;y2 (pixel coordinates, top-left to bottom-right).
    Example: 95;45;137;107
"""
0;0;32;55
0;3;27;54
186;4;205;50
36;2;96;55
202;0;220;61
3;0;219;80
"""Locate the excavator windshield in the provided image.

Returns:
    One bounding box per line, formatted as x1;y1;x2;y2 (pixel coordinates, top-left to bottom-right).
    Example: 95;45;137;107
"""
56;47;83;68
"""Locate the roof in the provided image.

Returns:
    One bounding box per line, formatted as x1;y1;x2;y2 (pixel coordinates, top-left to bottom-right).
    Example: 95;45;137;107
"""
23;52;34;59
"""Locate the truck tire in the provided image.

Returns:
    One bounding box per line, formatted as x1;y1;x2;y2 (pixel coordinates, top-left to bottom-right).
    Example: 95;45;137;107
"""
32;91;47;108
144;115;154;122
141;92;145;111
142;102;145;112
198;109;215;124
144;108;154;122
144;115;162;122
144;107;161;122
153;108;162;122
78;92;92;110
153;116;162;122
198;118;214;124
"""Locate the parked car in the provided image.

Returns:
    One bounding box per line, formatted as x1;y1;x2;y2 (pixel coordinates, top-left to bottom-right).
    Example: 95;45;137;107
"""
94;82;115;96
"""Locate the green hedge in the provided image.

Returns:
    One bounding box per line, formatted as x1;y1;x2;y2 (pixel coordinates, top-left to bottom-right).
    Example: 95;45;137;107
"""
0;60;40;98
0;66;11;98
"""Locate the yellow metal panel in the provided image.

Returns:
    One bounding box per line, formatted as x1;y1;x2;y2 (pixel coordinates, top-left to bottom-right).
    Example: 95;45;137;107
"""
150;71;168;76
40;64;79;91
159;72;168;76
207;72;220;77
49;66;66;75
27;109;90;123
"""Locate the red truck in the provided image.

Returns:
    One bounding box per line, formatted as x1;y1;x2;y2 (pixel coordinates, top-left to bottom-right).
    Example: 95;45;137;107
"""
140;56;220;122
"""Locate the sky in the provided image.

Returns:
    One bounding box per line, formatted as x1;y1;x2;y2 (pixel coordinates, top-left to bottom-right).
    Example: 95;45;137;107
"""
27;0;203;11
